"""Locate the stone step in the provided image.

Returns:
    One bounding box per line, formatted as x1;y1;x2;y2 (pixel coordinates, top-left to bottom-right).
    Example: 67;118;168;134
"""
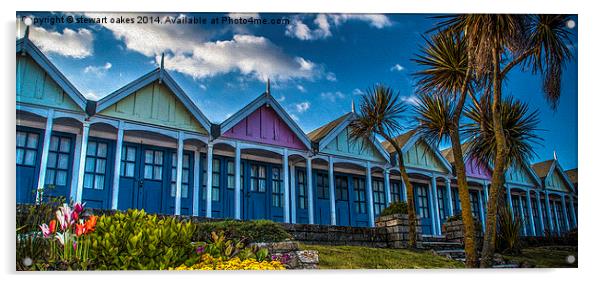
422;241;464;251
422;235;447;242
435;249;466;258
492;264;520;268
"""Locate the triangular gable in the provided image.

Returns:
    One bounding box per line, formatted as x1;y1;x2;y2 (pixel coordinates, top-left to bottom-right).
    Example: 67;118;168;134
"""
317;113;390;163
95;68;212;134
400;133;453;173
219;92;311;150
544;160;576;193
506;161;541;187
16;36;87;111
441;145;493;180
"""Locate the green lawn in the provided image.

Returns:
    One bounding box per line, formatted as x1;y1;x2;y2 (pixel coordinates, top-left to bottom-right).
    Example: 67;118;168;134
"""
502;246;578;268
300;244;465;269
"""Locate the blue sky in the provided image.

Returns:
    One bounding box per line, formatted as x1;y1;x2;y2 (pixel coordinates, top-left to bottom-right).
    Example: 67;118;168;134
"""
16;12;578;169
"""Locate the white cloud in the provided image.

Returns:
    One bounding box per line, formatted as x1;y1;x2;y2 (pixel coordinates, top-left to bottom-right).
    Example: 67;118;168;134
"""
352;88;364;96
401;95;420;106
84;62;112;76
321;91;345;102
83;91;102;100
326;72;337;82
18;21;94;58
295;101;311;113
227;13;261;19
277;95;286;102
296;85;307;93
86;13;326;82
199;84;207;91
390;64;405;72
285;14;392;41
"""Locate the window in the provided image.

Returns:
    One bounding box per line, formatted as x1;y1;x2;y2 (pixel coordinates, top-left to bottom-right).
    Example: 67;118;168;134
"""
373;179;386;215
415;185;430;218
556;201;566;232
530;197;540;233
511;195;520;218
335;176;348;201
297;170;307;209
202;158;221;201
316;172;329;199
437;187;447;220
120;146;136;177
272;167;283;207
170;153;190;198
390;181;401;203
16;130;39;166
143;149;163;180
353;177;366;214
45;135;71;186
540;198;550;232
470;191;480;218
451;189;461;215
227;161;235;190
250;164;266;192
84;141;108;190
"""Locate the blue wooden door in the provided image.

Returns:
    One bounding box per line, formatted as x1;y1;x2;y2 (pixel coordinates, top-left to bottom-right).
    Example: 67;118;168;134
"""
414;183;432;235
117;143;138;210
295;168;309;224
530;197;541;235
166;151;193;215
16;127;43;204
313;171;331;225
351;176;369;227
245;163;268;220
269;166;285;222
139;146;167;214
81;138;114;209
334;175;351;226
200;156;225;218
222;158;237;219
372;178;386;217
43;132;75;202
437;186;449;227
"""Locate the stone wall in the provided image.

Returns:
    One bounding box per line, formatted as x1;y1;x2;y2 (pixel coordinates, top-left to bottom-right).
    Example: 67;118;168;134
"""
375;214;423;248
281;223;389;248
442;219;483;248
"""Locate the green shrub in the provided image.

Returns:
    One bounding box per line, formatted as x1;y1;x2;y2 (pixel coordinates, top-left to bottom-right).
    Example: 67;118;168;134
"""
379;201;408;217
194;219;290;243
496;205;523;255
89;209;197;270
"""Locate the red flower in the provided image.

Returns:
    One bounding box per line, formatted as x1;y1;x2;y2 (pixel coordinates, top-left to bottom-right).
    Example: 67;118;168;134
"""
84;215;97;234
49;220;57;234
76;223;85;236
72;211;79;222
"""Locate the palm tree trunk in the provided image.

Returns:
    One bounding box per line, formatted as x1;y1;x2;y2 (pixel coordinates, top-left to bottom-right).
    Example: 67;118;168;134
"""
480;45;510;268
382;133;418;248
449;64;478;267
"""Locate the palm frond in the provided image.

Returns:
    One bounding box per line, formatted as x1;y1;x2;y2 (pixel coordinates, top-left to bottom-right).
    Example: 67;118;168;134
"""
463;96;541;170
349;85;408;141
414;93;456;146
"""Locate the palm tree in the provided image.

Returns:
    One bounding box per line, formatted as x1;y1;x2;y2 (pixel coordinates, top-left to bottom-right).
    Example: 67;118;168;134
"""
349;85;418;248
413;31;480;267
464;95;541;266
435;14;573;267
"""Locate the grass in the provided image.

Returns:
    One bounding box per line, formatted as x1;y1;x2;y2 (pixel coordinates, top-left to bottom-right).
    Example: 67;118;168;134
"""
502;246;578;268
300;244;465;269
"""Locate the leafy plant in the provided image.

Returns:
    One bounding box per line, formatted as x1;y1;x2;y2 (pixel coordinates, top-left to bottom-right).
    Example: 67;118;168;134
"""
379;201;409;217
88;209;197;270
194;219;290;243
171;254;285;270
496;205;523;255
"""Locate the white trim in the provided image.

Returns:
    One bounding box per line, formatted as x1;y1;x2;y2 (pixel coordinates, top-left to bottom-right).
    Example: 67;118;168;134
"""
174;131;184;215
193;150;201;216
290;163;297;224
36;109;54;203
75;122;90;203
283;148;290;223
111;121;124;210
328;156;336;225
205;143;214;218
306;158;314;224
234;142;242;219
366;161;375;227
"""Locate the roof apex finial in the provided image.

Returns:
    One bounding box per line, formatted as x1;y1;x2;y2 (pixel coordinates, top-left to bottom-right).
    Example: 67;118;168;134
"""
160;52;165;70
266;78;271;94
553;150;558;160
351;99;356;113
23;25;30;41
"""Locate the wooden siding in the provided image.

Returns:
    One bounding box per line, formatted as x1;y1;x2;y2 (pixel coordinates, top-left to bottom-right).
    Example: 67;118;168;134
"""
222;104;306;150
322;127;386;163
546;168;570;192
98;81;207;134
507;162;537;186
403;140;447;173
466;157;492;180
16;55;81;112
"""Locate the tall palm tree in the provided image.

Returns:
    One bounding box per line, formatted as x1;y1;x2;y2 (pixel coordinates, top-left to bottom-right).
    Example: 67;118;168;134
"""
349;85;418;248
435;14;573;267
413;31;481;267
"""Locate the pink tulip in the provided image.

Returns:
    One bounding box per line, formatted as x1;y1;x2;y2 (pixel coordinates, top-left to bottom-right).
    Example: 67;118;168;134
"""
73;202;84;214
39;223;51;238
